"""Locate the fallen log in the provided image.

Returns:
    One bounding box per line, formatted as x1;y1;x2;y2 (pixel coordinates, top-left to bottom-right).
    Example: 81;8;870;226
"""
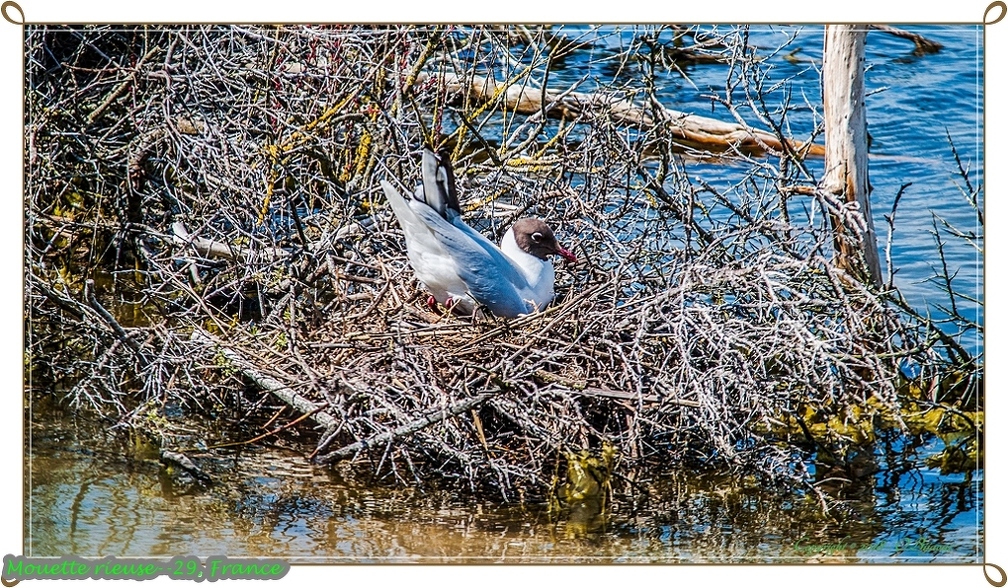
313;392;493;465
421;71;825;158
171;221;290;263
190;329;339;433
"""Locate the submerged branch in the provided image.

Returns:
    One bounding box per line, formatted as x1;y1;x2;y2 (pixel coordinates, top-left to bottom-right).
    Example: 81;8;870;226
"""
869;25;944;55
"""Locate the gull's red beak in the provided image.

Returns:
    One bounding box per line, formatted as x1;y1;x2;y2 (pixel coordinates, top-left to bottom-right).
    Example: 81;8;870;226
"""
555;244;578;264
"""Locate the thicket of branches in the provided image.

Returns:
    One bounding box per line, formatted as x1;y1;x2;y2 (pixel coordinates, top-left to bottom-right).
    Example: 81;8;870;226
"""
25;25;982;502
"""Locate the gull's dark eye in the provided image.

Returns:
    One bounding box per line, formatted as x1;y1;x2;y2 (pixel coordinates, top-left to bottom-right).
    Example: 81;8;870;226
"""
531;232;543;243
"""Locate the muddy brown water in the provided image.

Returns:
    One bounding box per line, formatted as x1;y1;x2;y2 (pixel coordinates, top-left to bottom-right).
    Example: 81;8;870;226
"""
26;400;981;564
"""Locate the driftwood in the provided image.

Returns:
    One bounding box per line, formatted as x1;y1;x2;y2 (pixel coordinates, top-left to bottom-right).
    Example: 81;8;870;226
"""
313;392;494;465
159;449;213;486
171;221;290;264
423;71;826;158
532;370;700;407
822;26;883;287
869;25;943;55
190;329;339;433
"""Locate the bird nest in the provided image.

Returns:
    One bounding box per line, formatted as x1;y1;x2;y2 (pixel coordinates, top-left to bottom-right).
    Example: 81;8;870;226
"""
25;24;978;504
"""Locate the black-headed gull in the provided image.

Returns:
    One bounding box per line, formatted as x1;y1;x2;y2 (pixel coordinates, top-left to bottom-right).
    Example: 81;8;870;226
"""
380;149;577;318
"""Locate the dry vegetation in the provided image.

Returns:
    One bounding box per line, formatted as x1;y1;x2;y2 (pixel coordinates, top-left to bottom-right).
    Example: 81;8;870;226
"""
25;25;981;503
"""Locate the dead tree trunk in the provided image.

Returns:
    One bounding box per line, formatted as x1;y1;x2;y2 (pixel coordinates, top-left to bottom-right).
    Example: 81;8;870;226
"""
822;25;883;288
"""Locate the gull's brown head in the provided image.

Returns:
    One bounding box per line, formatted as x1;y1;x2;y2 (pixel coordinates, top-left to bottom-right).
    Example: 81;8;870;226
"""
512;218;578;263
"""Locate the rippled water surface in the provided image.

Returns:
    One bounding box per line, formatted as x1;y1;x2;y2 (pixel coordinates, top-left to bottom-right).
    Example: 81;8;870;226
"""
28;400;981;563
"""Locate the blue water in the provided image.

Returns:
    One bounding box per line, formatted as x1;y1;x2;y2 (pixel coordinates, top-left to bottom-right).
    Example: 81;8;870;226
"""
473;25;984;352
743;27;981;342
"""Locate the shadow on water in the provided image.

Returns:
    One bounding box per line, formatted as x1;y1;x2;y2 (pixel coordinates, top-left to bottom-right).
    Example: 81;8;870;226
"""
27;395;981;563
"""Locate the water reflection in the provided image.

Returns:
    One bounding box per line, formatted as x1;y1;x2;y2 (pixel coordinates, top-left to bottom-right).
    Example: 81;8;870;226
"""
27;405;980;563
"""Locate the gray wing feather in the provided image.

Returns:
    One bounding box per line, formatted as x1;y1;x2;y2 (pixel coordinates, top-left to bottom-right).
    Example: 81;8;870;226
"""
386;150;533;317
409;203;532;317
